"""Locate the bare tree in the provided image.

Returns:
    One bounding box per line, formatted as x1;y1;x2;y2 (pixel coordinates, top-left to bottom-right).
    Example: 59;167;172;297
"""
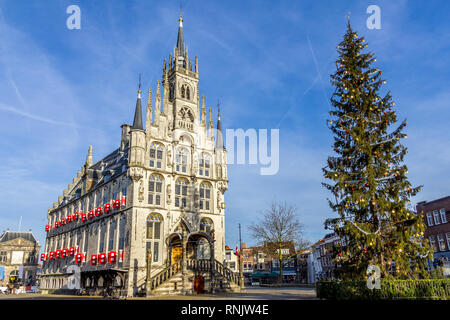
248;201;310;284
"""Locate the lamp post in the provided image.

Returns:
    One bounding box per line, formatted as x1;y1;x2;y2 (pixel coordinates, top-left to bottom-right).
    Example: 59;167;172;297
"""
146;249;152;296
239;224;244;289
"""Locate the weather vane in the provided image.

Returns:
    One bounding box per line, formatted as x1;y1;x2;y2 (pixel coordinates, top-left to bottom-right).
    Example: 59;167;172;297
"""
138;74;142;92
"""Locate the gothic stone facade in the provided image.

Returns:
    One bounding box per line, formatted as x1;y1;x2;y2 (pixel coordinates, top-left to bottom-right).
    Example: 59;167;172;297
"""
40;16;228;296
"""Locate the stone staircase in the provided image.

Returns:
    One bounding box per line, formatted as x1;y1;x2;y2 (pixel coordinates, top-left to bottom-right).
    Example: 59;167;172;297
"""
146;259;241;295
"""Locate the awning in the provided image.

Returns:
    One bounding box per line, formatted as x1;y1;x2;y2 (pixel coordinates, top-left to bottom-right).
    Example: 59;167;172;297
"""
273;270;297;276
251;272;278;278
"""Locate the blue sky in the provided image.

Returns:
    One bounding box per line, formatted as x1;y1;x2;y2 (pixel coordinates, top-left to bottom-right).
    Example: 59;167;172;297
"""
0;0;449;251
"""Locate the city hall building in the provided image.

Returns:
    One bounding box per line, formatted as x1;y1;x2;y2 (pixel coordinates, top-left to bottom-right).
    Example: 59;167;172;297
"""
40;14;240;296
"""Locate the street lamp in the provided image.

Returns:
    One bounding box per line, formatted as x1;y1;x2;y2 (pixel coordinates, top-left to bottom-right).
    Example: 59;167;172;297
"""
146;249;152;295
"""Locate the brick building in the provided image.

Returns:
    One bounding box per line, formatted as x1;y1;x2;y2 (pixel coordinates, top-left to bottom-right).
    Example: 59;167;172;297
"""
312;232;342;280
417;196;450;263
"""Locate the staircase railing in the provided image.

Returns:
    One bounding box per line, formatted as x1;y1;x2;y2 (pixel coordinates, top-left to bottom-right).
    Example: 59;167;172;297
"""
213;259;240;285
148;258;240;292
186;259;240;285
149;259;182;291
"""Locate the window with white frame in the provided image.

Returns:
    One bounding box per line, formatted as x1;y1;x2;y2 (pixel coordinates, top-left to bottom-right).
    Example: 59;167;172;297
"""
446;233;450;250
175;178;188;208
426;212;433;226
433;210;441;225
149;143;164;169
429;236;436;250
199;154;211;177
437;234;445;251
146;213;163;263
148;174;163;206
108;219;116;251
99;224;106;253
199;182;211;210
175;148;189;173
0;251;7;262
440;208;447;223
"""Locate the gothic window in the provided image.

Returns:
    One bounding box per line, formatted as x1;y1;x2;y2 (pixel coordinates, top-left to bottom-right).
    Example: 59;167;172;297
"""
118;215;126;250
146;213;163;263
199;182;211;211
186;86;190;100
148;174;163;206
99;224;106;253
149;143;164;169
199;154;211;177
200;217;214;234
175;148;189;173
197;238;211;260
175;178;188;208
108;219;117;251
178;107;194;123
181;85;185;98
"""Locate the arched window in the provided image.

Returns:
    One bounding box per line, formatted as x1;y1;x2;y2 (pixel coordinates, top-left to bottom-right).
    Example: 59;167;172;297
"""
181;85;185;98
146;213;163;263
199;182;211;211
175;148;189;173
200;218;214;234
149;143;164;169
186;86;190;100
175;178;188;208
197;238;210;260
199;154;211;177
148;174;163;206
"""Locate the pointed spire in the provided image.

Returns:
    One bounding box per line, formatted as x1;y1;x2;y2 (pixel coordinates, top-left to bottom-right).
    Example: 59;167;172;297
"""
176;11;185;61
208;106;213;136
85;145;93;167
201;95;206;126
195;56;198;74
146;88;153;130
155;79;161;124
163;69;169;115
132;75;144;130
215;101;224;150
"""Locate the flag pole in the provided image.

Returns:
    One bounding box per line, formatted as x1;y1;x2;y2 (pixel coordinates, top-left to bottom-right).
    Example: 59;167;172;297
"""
238;223;244;289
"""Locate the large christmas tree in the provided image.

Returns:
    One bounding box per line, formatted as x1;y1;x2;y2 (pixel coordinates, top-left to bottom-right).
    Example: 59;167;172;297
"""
322;22;432;280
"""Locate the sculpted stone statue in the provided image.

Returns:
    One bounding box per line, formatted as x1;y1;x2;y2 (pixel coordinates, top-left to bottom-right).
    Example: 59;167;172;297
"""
166;184;171;204
138;180;144;202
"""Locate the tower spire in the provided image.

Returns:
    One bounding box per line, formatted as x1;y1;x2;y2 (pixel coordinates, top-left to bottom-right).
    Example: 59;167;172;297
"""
176;11;186;65
177;12;184;52
146;88;153;130
215;100;224;150
132;75;144;130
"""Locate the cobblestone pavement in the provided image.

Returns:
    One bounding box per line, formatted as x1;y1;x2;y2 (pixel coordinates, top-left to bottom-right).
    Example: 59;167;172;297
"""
0;287;317;300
